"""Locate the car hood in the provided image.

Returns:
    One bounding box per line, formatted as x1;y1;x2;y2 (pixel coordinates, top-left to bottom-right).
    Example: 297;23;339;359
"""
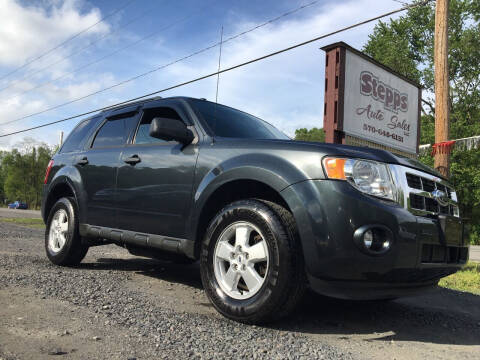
289;140;443;178
215;138;443;179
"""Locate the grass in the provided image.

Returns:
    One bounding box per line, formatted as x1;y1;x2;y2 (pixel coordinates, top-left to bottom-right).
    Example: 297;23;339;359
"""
439;262;480;295
0;217;45;229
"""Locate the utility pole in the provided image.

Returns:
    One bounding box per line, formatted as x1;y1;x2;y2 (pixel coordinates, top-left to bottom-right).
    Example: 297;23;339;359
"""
434;0;450;177
59;131;64;147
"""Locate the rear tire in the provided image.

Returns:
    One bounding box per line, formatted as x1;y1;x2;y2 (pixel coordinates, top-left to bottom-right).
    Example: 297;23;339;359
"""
200;199;305;324
45;197;88;266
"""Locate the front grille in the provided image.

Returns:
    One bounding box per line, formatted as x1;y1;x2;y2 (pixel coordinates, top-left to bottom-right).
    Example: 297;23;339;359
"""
410;194;458;216
436;183;447;193
410;194;424;209
405;173;454;199
406;173;422;189
422;178;436;192
403;172;459;217
421;244;468;264
424;197;438;212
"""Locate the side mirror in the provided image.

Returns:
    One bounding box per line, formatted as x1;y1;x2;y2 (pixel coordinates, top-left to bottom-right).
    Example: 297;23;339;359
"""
149;117;194;145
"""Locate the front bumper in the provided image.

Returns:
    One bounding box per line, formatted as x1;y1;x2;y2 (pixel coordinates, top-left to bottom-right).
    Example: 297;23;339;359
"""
281;180;469;299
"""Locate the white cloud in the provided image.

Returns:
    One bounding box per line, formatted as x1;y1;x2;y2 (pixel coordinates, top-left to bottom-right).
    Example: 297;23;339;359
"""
0;0;115;149
0;0;109;66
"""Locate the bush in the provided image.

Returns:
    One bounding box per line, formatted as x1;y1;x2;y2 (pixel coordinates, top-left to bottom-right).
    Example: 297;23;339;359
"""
469;225;480;245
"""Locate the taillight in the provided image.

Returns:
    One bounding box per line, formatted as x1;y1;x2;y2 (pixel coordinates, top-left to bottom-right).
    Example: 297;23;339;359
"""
44;160;54;184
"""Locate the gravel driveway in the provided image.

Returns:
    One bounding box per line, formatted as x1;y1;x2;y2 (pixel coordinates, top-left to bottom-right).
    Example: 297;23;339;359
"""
1;220;479;360
0;207;42;219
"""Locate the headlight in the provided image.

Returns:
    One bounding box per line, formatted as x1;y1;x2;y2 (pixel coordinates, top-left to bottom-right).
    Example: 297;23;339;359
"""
322;157;397;201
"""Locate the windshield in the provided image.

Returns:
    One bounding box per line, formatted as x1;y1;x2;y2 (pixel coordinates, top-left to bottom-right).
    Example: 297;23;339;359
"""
190;99;289;140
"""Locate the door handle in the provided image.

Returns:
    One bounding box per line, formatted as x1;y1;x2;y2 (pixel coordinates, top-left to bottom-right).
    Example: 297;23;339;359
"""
124;155;141;165
77;157;88;166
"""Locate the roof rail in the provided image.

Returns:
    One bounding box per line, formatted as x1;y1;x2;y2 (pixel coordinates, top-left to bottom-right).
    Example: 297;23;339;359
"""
101;96;163;113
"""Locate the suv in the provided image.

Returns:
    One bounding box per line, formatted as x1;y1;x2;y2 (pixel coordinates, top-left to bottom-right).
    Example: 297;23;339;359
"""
42;96;468;324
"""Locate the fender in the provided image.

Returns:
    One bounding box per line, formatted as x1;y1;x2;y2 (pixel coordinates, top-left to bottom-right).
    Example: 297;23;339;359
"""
187;152;314;247
44;164;87;223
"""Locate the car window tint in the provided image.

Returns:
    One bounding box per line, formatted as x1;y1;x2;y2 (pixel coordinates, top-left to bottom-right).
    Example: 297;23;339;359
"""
92;114;137;148
61;117;99;153
134;107;182;145
190;99;289;140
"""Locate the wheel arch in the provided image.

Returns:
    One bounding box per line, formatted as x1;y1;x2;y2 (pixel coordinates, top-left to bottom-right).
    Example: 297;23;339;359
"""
42;177;78;223
191;177;294;259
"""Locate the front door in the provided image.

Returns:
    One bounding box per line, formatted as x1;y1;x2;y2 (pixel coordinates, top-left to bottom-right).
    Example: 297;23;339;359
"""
116;105;198;238
76;110;139;228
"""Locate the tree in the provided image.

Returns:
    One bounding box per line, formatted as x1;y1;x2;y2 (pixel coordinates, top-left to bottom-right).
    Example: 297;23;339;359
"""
294;128;325;142
0;139;54;209
364;0;480;243
0;151;6;205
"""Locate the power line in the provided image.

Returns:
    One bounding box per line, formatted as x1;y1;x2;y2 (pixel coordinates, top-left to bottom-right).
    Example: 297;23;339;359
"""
0;0;218;103
0;0;431;138
0;0;315;99
0;0;161;95
0;0;136;83
0;0;322;126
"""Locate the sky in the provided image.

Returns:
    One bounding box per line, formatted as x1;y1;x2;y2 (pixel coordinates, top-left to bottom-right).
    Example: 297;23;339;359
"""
0;0;408;149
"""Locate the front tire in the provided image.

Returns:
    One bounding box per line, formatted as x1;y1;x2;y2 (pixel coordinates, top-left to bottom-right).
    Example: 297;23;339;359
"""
45;197;88;266
200;199;305;324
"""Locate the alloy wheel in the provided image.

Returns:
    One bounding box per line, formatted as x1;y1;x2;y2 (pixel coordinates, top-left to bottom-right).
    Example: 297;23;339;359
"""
48;209;69;253
213;221;269;300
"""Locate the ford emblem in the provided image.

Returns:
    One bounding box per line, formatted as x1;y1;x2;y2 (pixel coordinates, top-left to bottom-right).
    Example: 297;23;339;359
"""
432;189;449;207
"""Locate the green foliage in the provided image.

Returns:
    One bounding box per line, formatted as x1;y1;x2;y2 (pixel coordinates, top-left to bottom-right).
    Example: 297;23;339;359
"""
0;139;55;209
0;151;6;205
294;127;325;142
364;0;480;244
439;262;480;295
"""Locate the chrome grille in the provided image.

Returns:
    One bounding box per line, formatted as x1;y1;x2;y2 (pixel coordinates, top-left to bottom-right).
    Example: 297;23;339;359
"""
389;165;460;217
406;173;422;189
404;173;454;200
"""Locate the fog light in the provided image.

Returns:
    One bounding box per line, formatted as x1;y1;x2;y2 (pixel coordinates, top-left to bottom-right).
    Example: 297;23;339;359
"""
353;225;393;256
363;230;373;249
382;240;390;250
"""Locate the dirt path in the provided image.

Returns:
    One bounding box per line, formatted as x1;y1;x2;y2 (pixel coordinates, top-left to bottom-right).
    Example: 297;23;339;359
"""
1;220;479;359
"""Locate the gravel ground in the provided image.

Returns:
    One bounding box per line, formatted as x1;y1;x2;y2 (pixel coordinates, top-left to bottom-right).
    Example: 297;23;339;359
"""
0;208;42;219
1;220;479;360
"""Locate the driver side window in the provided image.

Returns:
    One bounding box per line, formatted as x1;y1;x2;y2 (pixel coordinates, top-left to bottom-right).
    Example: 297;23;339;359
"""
134;107;183;145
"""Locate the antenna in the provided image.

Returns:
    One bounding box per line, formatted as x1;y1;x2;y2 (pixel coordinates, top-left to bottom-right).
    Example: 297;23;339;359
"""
215;25;224;103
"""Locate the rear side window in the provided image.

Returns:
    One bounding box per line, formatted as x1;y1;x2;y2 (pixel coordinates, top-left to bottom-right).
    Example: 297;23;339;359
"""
92;115;138;148
60;117;99;153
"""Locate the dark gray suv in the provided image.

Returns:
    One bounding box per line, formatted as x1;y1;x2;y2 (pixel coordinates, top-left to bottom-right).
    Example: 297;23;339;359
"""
42;96;468;324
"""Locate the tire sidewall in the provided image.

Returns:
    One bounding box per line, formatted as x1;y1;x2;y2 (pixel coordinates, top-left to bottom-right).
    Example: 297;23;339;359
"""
200;200;291;321
45;197;78;265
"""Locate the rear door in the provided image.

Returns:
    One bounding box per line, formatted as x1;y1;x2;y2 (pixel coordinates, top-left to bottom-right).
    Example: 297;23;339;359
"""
116;102;199;238
76;107;139;228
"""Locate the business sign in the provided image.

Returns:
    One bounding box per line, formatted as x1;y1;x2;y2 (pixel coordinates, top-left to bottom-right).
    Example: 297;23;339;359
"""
322;42;421;155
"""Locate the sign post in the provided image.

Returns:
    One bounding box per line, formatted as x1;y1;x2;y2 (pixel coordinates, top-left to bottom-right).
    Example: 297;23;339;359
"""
322;42;421;157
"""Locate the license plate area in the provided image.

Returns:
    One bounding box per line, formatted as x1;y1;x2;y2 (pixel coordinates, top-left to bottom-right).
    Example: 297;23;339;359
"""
438;215;463;246
417;215;467;264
